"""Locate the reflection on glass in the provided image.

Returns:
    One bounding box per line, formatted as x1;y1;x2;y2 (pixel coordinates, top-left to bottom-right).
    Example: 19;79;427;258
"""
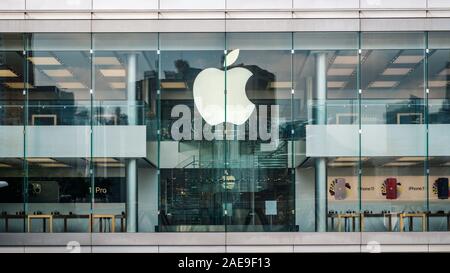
361;32;427;232
225;33;294;231
159;33;226;232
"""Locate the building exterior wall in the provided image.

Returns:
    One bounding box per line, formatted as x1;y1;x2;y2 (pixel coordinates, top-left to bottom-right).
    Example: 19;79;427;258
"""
1;2;450;252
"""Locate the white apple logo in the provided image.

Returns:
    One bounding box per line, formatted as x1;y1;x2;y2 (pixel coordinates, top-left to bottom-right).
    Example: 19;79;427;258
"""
193;49;255;126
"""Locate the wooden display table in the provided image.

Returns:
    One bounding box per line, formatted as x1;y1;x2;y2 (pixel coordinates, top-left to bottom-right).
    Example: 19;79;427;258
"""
399;212;427;232
27;214;53;233
360;212;398;232
90;214;116;233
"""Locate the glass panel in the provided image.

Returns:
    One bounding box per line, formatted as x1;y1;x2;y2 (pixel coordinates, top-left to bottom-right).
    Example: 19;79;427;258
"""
294;32;360;232
92;33;159;232
0;34;26;232
25;33;92;232
225;33;295;232
361;32;427;232
159;33;226;232
428;32;450;231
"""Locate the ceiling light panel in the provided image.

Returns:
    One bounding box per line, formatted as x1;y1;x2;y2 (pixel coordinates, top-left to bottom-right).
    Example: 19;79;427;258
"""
327;68;355;76
393;55;424;64
4;82;34;89
28;57;61;65
42;69;73;77
333;56;358;65
57;82;86;89
160;82;188;89
382;68;412;76
100;69;126;77
94;57;121;65
109;82;126;89
368;81;398;88
0;69;18;77
26;158;56;163
327;81;346;88
384;162;418;167
396;157;427;162
428;81;448;88
38;163;70;168
269;81;292;89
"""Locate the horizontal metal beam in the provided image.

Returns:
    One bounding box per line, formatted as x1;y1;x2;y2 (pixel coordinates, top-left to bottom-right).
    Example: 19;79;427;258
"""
1;8;450;13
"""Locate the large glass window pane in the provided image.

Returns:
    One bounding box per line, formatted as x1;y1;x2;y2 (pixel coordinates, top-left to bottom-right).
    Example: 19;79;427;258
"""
294;32;360;232
225;33;295;232
428;32;450;231
92;33;158;232
159;33;226;232
0;34;26;232
360;32;427;232
25;33;92;232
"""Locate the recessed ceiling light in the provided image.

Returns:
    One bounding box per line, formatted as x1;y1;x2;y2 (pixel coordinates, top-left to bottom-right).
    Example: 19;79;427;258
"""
439;69;450;76
382;68;412;76
38;163;70;168
396;157;427;162
87;158;118;163
28;57;61;65
368;81;398;88
384;162;418;167
393;55;424;64
333;56;358;65
428;81;448;88
100;69;126;77
328;162;357;167
327;68;355;76
0;163;12;168
269;81;292;89
441;162;450;166
0;69;18;77
42;69;73;77
96;163;125;168
160;82;187;89
94;57;121;65
327;81;346;88
26;158;56;163
4;82;34;89
334;157;369;162
109;82;126;89
57;82;86;89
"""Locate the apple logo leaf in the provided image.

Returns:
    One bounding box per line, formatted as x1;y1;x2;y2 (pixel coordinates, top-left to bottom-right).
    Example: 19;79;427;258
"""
224;49;240;68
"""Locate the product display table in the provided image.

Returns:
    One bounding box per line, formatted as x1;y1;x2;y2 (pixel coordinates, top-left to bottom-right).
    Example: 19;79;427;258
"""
360;212;397;232
0;213;125;232
53;214;91;232
90;214;126;233
27;214;53;233
427;212;450;231
327;213;360;232
399;212;427;232
0;214;25;232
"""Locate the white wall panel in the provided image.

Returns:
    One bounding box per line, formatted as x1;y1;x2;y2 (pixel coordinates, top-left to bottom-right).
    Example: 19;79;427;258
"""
160;0;225;10
429;0;450;8
93;0;158;10
0;126;23;157
294;0;359;9
0;126;145;158
361;0;426;9
226;0;292;10
26;0;92;10
0;0;25;10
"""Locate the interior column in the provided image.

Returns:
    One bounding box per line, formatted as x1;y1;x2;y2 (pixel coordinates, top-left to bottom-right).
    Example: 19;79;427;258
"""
314;52;327;232
126;53;138;232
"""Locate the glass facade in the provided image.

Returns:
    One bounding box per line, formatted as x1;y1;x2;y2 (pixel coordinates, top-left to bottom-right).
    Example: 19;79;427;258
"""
1;32;450;233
